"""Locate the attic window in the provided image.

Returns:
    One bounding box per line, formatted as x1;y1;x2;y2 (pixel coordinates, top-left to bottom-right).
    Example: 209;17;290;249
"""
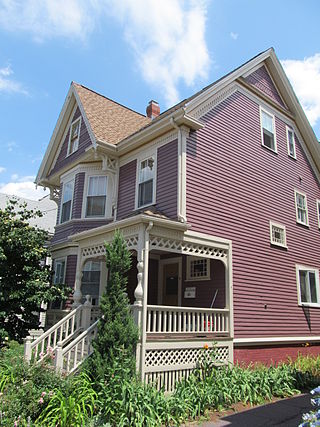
260;108;277;152
67;117;81;155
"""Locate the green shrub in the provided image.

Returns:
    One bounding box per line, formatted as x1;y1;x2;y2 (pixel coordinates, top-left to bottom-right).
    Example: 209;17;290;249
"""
89;230;139;381
36;371;97;427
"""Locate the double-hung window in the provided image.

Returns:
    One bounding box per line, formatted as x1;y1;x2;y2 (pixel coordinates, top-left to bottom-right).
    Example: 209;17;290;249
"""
86;176;107;217
295;190;308;226
286;126;296;158
51;259;66;309
297;265;320;306
81;261;101;306
138;156;155;208
53;259;66;285
260;108;276;152
68;117;81;155
60;180;74;223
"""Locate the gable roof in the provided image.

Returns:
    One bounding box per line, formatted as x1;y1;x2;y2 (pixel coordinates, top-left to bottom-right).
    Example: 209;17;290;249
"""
38;48;320;186
73;83;150;145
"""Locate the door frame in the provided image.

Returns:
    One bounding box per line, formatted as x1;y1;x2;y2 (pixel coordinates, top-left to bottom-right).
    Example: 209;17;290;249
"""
158;257;182;306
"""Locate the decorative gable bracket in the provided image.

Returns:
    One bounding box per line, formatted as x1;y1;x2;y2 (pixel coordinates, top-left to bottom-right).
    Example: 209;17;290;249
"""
48;185;60;205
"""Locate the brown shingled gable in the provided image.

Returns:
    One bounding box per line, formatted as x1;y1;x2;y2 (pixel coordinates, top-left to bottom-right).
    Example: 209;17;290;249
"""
73;82;151;145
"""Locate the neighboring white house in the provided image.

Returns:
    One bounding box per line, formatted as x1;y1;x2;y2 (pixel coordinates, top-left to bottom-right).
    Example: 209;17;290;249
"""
0;193;57;235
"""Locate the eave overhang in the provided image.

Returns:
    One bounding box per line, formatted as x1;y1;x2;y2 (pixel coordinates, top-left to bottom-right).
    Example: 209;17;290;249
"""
70;214;189;245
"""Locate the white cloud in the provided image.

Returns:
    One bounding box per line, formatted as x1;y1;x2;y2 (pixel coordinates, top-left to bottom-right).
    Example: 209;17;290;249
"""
0;175;49;200
0;64;28;95
282;54;320;128
0;1;210;106
104;0;210;106
0;167;6;173
0;0;94;41
230;32;238;40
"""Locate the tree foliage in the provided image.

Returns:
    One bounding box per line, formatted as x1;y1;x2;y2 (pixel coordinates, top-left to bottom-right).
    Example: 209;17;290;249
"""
0;199;68;346
89;230;139;379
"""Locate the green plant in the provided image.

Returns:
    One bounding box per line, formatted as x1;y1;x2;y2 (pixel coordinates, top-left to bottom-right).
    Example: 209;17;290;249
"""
0;200;70;346
36;372;97;426
89;230;139;380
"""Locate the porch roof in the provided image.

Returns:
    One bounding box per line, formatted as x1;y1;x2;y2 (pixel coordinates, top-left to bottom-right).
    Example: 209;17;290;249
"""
70;213;189;244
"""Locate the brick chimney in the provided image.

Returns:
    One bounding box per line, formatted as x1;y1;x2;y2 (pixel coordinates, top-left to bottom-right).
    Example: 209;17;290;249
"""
146;100;160;119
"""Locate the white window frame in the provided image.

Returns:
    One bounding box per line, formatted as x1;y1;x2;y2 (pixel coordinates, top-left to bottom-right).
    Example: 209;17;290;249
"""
67;117;81;156
81;171;113;219
260;106;277;153
60;179;74;224
186;257;211;281
53;258;66;284
296;265;320;308
135;152;157;209
85;175;108;218
269;221;287;248
286;125;296;159
295;189;309;227
317;200;320;229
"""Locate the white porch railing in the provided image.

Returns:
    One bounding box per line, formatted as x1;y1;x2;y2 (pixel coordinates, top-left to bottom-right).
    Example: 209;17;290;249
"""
55;319;99;374
24;305;83;364
146;305;229;335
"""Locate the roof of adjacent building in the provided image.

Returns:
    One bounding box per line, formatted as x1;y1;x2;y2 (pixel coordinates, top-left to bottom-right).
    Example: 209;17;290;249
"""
73;82;151;145
0;193;57;234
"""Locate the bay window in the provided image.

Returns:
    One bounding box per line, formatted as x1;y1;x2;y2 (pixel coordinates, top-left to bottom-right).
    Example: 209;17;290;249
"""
86;175;107;217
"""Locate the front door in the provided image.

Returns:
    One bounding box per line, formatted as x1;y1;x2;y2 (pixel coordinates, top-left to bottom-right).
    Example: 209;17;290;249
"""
162;262;179;306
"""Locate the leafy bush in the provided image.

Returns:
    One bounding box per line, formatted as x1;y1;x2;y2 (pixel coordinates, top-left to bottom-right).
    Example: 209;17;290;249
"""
36;372;97;427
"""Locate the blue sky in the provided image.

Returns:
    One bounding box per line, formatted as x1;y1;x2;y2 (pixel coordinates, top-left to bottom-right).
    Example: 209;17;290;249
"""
1;0;320;200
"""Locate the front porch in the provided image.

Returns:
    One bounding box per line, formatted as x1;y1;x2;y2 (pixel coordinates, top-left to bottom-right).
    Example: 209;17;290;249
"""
72;217;234;389
28;216;233;391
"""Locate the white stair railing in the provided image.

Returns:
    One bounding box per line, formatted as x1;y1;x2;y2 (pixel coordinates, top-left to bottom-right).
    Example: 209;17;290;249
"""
55;319;99;374
24;305;83;364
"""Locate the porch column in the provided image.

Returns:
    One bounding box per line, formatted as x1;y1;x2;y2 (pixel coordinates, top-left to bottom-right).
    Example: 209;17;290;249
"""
133;227;145;373
140;222;153;381
72;248;84;308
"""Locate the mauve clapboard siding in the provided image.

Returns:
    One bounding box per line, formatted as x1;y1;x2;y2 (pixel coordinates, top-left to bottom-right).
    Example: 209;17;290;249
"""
65;255;77;288
186;90;320;339
156;140;178;218
49;108;92;177
117;141;178;220
117;160;137;220
245;65;286;109
72;172;85;219
51;219;112;245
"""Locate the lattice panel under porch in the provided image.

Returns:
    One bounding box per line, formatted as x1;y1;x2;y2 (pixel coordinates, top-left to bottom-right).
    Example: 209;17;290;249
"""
144;343;231;392
145;346;229;369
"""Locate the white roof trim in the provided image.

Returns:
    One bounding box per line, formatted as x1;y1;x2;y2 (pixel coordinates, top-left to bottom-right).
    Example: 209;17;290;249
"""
36;83;96;185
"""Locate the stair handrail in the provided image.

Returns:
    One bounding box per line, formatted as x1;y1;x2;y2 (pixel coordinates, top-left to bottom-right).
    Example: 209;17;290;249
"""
56;318;99;374
24;304;83;363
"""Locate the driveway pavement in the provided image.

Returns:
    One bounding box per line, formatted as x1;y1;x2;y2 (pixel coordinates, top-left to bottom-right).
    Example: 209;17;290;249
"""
199;394;312;427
